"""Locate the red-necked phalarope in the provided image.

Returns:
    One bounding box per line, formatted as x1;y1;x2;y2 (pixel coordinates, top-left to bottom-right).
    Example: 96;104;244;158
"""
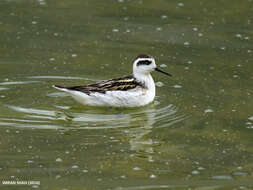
53;54;172;107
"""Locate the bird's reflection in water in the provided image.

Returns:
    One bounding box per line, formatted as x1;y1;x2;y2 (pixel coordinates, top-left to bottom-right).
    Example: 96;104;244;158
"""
124;104;185;159
4;103;186;159
64;104;185;158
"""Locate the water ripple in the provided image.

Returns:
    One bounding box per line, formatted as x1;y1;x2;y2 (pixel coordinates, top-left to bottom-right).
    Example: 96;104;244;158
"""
0;87;8;91
27;75;98;81
0;81;39;85
0;121;63;129
3;103;187;130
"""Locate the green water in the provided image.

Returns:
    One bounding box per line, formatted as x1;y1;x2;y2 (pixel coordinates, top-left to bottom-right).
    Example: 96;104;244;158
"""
0;0;253;189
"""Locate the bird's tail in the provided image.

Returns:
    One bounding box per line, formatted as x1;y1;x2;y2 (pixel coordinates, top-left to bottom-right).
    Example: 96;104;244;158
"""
52;85;70;92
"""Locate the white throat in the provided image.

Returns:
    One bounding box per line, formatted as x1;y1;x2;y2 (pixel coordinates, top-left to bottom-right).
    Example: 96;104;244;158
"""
133;72;155;90
133;71;156;106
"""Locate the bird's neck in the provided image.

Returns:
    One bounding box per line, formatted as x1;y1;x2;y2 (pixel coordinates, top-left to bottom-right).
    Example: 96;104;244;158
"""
133;72;155;90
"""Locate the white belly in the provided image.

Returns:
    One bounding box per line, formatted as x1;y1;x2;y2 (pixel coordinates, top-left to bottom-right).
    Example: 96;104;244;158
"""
68;87;155;107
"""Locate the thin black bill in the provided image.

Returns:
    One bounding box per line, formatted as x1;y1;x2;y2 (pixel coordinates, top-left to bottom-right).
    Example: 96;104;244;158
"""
155;67;172;77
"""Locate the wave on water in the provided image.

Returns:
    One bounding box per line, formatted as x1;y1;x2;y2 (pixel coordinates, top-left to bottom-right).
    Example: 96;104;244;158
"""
27;75;98;81
0;81;39;85
1;103;187;130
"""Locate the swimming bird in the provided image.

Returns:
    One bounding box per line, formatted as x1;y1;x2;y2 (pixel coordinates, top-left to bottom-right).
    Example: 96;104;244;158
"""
53;54;172;107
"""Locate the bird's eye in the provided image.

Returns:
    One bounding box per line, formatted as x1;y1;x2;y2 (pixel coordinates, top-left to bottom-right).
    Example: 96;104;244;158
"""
137;60;152;66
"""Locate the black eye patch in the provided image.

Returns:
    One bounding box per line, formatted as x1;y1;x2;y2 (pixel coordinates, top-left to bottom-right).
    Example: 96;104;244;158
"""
137;60;152;66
